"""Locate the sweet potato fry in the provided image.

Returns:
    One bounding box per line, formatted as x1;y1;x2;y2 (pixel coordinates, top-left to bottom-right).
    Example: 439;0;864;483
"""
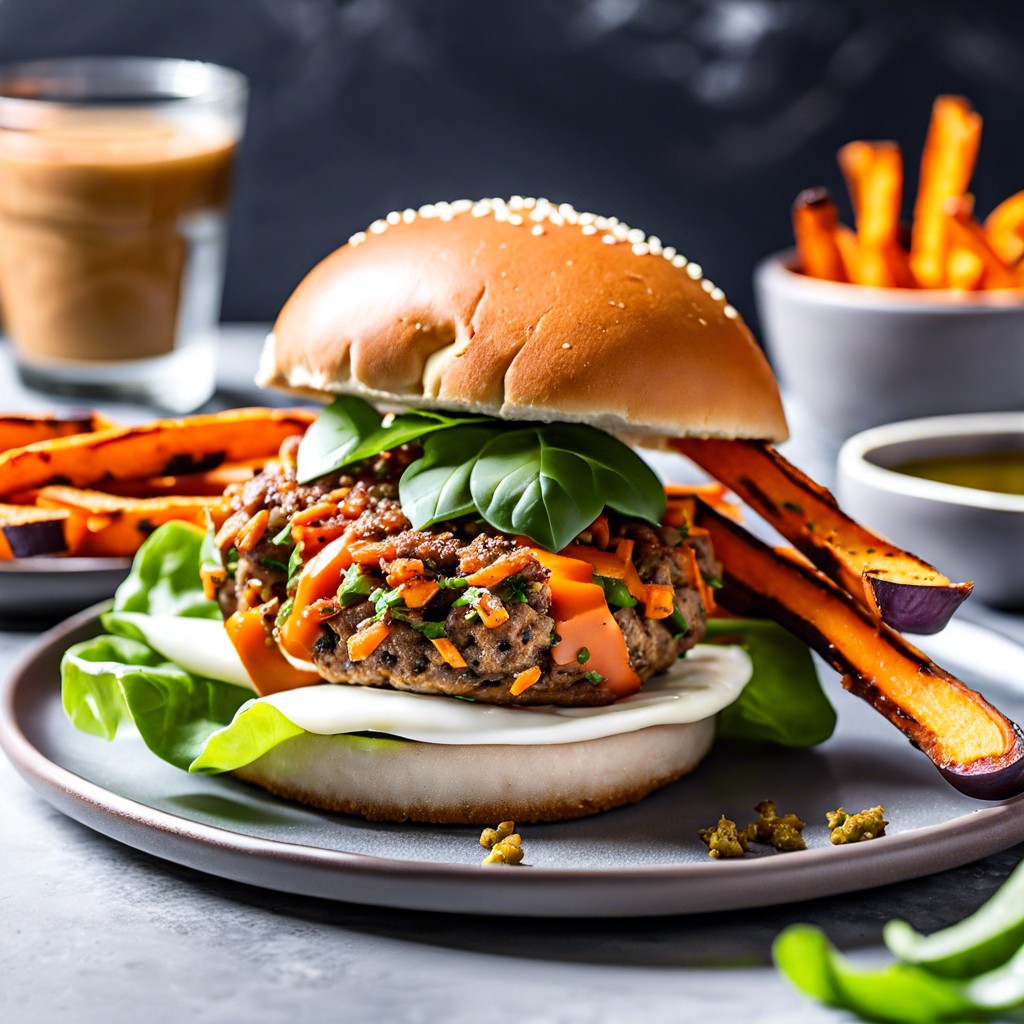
34;486;226;557
695;499;1024;800
673;438;973;634
98;458;269;498
910;95;983;288
838;140;917;287
792;187;848;282
984;189;1024;265
945;196;1019;288
0;408;313;499
0;411;118;454
946;247;986;290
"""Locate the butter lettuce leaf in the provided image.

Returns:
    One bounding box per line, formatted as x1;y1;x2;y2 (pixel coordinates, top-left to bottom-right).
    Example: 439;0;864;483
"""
61;633;252;771
111;519;220;620
190;702;304;773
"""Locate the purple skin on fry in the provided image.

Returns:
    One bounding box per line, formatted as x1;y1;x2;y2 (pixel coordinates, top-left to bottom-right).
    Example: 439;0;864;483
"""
2;518;69;558
867;574;974;635
939;740;1024;801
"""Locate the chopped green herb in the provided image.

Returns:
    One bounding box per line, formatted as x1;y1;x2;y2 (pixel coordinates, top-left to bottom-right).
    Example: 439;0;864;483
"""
271;523;294;546
436;575;469;590
501;574;531;605
261;557;289;574
338;563;375;607
782;501;804;514
670;608;690;636
371;585;406;621
596;575;637;608
286;544;303;586
418;621;448;640
584;670;605;685
577;647;591;665
224;546;240;576
275;597;295;627
704;575;723;590
550;631;562;648
452;586;488;608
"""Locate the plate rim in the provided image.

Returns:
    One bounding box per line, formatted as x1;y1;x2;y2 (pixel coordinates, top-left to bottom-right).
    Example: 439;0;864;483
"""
4;605;1024;918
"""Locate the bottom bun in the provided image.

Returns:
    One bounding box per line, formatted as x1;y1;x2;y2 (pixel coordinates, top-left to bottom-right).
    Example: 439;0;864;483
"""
233;720;716;825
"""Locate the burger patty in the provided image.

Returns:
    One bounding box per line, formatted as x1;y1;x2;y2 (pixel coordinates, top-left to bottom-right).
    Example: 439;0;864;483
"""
215;438;718;707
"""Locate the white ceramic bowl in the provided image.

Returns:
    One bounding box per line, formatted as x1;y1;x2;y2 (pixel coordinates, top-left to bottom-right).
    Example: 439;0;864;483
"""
837;412;1024;607
754;253;1024;440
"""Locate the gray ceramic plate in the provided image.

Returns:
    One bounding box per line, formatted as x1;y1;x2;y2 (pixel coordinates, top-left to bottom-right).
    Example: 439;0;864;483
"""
0;558;131;619
3;606;1024;918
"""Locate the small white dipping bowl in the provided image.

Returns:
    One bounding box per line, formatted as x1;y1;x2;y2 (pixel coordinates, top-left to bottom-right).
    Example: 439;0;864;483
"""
837;412;1024;607
755;253;1024;440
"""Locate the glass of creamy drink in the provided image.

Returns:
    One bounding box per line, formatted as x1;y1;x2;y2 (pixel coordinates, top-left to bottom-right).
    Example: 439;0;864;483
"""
0;57;247;412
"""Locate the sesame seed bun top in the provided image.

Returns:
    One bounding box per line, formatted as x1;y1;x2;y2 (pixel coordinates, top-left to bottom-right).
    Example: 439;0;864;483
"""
259;197;788;445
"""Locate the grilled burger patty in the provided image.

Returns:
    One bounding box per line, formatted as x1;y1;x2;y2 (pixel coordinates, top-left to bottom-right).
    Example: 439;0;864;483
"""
215;438;717;707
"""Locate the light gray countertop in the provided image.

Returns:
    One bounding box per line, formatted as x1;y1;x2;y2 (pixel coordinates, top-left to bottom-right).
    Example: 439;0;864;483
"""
3;327;1024;1024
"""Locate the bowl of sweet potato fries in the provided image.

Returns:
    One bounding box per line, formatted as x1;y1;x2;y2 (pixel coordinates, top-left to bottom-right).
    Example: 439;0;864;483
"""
755;95;1024;439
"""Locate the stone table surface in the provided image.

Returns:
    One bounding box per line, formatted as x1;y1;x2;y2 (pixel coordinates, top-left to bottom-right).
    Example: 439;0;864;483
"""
3;327;1024;1024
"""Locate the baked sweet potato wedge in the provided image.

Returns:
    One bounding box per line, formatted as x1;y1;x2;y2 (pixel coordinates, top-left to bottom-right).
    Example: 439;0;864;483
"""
674;438;972;634
694;498;1024;800
0;411;118;454
0;408;313;499
34;486;227;557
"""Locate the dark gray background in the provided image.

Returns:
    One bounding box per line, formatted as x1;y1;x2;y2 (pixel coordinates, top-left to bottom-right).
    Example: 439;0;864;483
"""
2;0;1023;330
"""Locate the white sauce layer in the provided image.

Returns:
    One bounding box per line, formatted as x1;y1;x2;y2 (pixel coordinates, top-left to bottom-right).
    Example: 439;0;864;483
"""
114;612;752;746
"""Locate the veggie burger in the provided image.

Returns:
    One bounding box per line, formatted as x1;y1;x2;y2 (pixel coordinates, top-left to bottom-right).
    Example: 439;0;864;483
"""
195;196;790;823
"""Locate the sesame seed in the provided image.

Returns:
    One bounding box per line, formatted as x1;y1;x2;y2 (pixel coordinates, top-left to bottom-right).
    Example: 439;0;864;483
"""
561;343;571;349
350;197;732;308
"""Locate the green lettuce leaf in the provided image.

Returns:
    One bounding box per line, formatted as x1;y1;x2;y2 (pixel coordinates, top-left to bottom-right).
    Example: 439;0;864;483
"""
190;701;304;773
111;519;221;620
61;633;253;771
707;618;835;747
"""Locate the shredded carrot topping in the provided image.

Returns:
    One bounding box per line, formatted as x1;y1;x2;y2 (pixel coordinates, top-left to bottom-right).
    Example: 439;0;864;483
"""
235;509;270;553
510;665;542;696
475;591;510;628
347;620;392;662
290;501;339;527
431;637;467;669
614;538;635;564
400;577;440;608
386;558;426;586
464;549;534;588
643;583;676;620
200;565;227;601
589;513;611;550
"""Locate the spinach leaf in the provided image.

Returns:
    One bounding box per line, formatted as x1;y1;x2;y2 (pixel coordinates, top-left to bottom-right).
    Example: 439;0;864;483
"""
469;424;665;552
297;400;489;484
400;424;500;529
295;395;383;483
707;617;835;747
